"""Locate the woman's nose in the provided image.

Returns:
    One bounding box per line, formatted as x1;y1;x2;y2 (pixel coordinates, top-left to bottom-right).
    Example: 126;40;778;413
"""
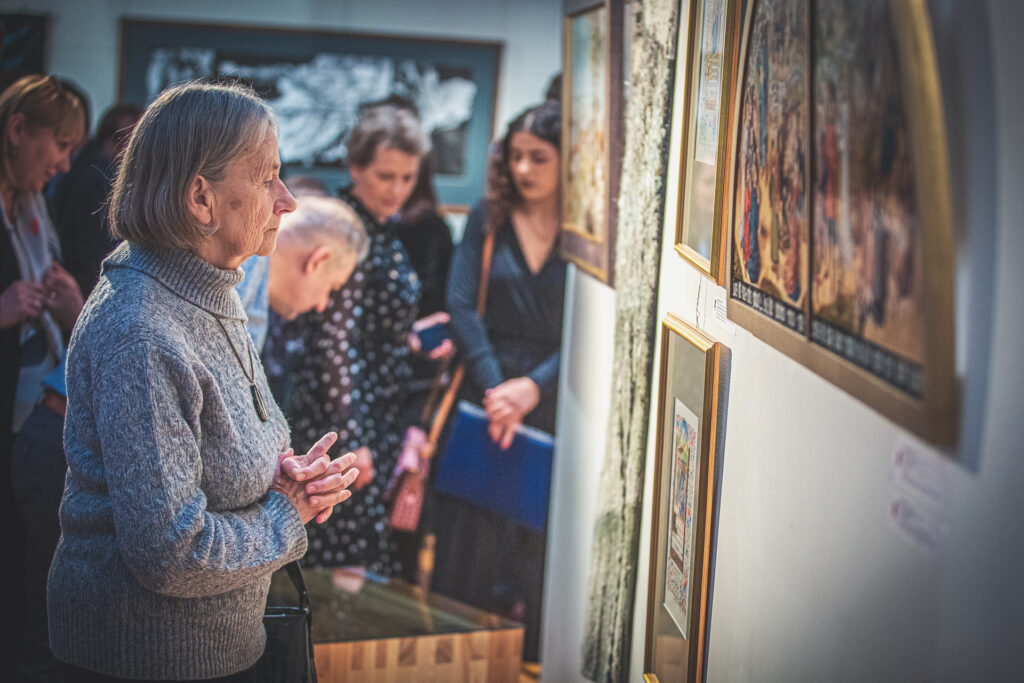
276;182;297;214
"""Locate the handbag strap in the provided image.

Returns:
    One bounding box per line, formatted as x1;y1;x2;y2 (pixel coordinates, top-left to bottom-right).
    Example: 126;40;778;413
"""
283;560;311;614
283;560;318;682
420;226;496;460
475;225;497;315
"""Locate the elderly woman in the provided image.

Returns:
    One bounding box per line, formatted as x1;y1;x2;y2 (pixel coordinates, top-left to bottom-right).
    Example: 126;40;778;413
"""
264;103;436;576
47;81;360;682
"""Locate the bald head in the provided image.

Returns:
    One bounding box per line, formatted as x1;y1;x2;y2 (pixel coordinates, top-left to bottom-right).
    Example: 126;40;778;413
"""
268;196;368;319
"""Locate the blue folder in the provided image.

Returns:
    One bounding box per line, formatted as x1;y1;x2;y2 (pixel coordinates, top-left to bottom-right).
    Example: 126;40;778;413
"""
433;401;554;531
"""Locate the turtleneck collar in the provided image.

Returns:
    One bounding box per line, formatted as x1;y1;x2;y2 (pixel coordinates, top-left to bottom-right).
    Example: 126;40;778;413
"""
102;241;247;320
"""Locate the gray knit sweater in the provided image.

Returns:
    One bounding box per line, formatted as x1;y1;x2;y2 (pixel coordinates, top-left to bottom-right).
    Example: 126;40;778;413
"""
48;242;308;679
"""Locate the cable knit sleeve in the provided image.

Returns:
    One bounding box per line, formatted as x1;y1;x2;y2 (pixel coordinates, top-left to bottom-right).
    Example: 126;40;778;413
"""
93;341;306;598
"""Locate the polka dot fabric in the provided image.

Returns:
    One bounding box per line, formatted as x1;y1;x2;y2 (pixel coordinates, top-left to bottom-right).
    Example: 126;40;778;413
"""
264;189;420;575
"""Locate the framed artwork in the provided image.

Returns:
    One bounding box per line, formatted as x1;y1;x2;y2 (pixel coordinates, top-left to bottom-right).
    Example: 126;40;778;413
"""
0;13;49;92
673;0;742;284
119;18;501;208
726;0;956;443
644;314;729;683
561;0;626;287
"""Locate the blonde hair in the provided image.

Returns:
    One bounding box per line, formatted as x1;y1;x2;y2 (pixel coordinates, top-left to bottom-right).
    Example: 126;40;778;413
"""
0;75;86;186
108;80;276;250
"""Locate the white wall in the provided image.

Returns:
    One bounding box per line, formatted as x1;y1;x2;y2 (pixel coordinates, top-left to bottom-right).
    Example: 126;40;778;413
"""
542;269;615;680
547;1;1024;682
4;0;561;136
15;0;1024;679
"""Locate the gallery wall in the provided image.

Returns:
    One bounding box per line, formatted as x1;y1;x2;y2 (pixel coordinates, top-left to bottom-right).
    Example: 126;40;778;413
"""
547;0;1024;681
8;0;561;146
10;0;1022;679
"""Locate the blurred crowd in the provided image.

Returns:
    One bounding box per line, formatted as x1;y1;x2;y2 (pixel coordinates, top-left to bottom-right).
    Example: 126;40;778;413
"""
1;71;564;682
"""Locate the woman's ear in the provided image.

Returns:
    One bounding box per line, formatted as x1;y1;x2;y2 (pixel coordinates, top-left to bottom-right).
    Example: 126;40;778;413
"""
302;245;332;276
6;112;26;148
186;175;215;226
348;163;365;187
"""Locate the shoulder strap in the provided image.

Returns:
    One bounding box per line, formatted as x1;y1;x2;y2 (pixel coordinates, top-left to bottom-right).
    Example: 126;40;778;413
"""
475;226;496;315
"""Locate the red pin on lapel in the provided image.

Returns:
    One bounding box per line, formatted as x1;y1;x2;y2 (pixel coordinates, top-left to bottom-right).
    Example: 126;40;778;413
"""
30;217;39;235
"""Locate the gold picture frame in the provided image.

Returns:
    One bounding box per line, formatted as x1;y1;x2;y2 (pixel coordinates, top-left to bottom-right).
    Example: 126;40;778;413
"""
726;0;957;444
674;0;743;284
561;0;626;287
644;314;729;683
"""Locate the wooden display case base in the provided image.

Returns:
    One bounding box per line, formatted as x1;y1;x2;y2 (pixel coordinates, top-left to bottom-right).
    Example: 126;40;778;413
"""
268;567;524;683
314;628;523;683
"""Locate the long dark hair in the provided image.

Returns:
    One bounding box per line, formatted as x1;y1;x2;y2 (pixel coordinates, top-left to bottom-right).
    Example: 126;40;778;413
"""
484;100;561;234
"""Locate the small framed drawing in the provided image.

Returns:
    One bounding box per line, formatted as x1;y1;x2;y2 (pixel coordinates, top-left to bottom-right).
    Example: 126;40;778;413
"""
674;0;742;284
644;314;729;683
726;0;957;443
561;0;626;287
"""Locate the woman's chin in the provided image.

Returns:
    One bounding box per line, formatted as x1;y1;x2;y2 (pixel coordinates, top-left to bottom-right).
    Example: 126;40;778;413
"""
256;231;280;256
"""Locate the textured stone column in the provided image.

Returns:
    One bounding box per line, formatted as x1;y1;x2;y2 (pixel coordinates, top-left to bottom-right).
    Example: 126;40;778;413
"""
581;0;679;681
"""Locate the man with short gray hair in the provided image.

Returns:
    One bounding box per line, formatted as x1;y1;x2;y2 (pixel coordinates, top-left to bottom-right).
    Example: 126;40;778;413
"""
237;194;368;350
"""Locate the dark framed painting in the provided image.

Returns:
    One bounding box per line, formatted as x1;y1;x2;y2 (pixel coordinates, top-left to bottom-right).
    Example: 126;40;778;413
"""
644;314;729;683
0;13;49;92
561;0;626;287
119;18;501;208
673;0;742;284
726;0;956;444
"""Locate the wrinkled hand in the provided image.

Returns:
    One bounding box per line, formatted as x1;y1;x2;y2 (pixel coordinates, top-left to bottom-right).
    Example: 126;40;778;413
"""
0;280;46;328
42;262;84;331
272;432;360;524
351;446;375;491
408;311;456;361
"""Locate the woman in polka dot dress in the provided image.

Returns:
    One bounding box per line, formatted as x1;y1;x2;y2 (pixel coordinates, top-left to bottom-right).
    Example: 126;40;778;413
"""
263;104;431;574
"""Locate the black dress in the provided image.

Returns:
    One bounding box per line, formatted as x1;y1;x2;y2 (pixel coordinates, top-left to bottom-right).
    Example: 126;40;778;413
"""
395;205;454;416
263;188;420;575
431;203;565;662
51;139;119;297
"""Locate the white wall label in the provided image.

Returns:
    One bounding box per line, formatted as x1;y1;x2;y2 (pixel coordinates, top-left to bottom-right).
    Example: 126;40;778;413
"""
888;440;951;555
703;283;737;338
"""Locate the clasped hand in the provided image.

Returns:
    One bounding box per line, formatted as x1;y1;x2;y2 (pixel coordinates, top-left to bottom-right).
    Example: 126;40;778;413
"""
271;432;361;525
483;376;540;449
0;261;84;331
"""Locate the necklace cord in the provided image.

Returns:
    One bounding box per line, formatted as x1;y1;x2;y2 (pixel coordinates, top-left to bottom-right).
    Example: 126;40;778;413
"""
214;315;255;384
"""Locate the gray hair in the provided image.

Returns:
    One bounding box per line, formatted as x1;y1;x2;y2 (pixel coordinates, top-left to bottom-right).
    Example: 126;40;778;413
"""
281;195;369;265
346;104;431;168
108;80;277;250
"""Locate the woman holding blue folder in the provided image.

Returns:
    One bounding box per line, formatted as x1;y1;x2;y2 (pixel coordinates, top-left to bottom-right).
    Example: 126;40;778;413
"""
432;99;564;664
